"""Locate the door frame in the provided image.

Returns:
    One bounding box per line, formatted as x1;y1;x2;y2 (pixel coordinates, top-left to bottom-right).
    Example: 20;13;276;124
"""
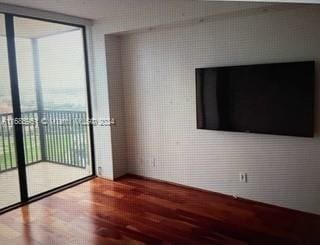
0;12;96;214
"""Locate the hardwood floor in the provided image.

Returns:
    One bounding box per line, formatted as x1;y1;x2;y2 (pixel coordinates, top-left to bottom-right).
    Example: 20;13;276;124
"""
0;175;319;245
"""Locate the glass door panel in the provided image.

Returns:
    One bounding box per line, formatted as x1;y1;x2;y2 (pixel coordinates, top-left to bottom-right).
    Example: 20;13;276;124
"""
0;14;21;209
14;17;92;197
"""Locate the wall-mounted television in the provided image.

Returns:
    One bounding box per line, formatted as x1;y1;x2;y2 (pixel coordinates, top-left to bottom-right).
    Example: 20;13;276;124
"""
196;61;315;137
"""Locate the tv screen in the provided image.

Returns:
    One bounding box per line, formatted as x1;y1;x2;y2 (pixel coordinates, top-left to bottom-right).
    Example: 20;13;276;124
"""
196;61;315;137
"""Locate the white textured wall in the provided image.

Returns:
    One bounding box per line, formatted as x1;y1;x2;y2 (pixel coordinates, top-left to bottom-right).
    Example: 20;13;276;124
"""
119;6;320;214
105;35;128;178
93;1;274;179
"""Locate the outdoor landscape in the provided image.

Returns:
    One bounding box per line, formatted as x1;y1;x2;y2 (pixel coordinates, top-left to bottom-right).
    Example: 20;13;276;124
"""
0;28;90;172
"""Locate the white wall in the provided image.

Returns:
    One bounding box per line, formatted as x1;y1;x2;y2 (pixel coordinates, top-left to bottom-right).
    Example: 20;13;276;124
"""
117;5;320;214
92;1;275;179
105;35;128;178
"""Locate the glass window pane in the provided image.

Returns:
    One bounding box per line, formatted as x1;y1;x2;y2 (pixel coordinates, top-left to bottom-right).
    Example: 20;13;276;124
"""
0;14;21;209
14;17;92;197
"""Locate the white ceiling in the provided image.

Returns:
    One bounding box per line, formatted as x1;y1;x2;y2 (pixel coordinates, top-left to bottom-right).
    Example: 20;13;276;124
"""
203;0;320;3
0;0;208;20
0;0;317;21
0;16;79;38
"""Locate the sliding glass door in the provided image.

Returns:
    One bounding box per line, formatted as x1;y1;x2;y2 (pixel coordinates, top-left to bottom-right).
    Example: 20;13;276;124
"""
14;16;92;197
0;14;21;209
0;13;93;209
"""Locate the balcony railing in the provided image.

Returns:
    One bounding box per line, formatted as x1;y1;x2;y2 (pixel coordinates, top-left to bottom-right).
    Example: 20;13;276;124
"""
0;110;89;173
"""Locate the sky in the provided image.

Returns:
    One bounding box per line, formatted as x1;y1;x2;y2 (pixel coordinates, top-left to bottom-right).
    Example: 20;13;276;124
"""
0;15;88;114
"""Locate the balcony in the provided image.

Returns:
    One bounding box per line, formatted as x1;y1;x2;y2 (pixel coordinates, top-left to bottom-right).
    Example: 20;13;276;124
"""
0;14;95;210
0;110;91;208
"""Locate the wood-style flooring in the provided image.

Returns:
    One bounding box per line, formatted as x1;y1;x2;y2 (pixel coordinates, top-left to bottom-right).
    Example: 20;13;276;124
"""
0;175;319;244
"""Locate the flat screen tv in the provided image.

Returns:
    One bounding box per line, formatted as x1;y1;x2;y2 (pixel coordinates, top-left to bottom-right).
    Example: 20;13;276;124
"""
196;61;315;137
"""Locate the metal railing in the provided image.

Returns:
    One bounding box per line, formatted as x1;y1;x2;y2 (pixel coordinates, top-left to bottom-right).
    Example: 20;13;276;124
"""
0;110;90;172
0;112;17;171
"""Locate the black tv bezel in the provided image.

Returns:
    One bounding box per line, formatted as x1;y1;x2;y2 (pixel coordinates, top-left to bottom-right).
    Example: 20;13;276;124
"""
195;61;315;138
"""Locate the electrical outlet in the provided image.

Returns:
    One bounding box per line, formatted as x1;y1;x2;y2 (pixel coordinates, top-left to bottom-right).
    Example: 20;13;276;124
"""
152;158;156;167
98;166;102;175
239;173;248;183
